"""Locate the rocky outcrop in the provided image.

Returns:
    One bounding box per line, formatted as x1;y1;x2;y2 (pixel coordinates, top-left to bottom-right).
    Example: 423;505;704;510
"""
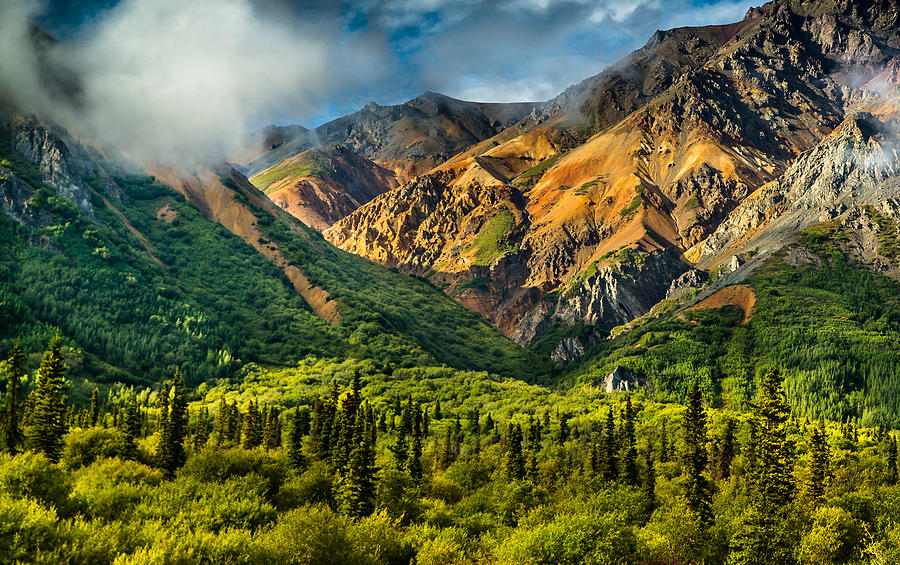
666;269;709;300
514;249;690;344
598;366;649;393
698;113;900;262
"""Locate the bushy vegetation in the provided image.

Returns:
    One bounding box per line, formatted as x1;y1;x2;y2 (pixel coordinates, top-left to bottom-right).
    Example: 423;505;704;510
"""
571;235;900;427
2;338;899;564
0;155;543;387
469;210;518;266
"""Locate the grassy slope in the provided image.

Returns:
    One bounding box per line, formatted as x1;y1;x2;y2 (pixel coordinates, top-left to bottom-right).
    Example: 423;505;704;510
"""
0;148;546;390
566;226;900;426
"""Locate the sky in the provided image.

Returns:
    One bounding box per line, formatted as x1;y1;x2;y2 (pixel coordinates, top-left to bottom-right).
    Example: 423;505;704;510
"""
32;0;758;128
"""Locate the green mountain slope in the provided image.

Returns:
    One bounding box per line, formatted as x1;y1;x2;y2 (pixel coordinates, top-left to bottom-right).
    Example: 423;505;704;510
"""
0;126;545;387
567;224;900;426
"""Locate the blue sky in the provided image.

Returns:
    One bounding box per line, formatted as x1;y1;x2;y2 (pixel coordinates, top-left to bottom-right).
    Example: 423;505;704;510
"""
34;0;758;127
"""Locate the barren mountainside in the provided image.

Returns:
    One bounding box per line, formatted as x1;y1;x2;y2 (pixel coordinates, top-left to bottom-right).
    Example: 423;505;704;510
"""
320;0;900;359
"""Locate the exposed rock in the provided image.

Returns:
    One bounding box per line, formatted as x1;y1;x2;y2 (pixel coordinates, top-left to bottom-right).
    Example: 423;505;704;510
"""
514;249;690;344
666;269;710;300
599;365;649;393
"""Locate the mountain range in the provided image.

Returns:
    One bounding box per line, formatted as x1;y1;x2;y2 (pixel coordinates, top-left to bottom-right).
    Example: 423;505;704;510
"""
3;0;900;423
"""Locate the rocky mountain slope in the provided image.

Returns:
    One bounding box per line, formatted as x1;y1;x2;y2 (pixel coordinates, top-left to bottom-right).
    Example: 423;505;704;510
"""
249;146;398;230
240;92;538;182
321;0;900;359
0;106;544;382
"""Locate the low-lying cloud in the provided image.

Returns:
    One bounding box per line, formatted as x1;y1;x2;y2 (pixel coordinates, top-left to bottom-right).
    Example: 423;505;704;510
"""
0;0;387;164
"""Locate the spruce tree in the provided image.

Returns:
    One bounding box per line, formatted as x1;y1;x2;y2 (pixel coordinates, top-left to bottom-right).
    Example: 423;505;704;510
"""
159;370;188;476
1;339;26;454
89;388;100;427
242;400;262;449
122;397;140;458
888;434;898;486
434;398;442;420
557;412;569;444
730;368;796;565
505;423;526;480
288;408;307;471
263;406;278;450
806;417;830;504
27;337;68;463
715;418;735;481
341;409;376;517
602;407;618;481
621;395;639;485
683;383;712;525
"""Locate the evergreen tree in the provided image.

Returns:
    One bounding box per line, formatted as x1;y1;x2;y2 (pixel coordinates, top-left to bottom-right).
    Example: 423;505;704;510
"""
621;395;639;485
122;397;141;458
557;412;569;444
90;388;101;427
242;400;262;449
643;440;657;513
340;409;376;517
288;408;307;471
159;370;188;476
482;412;495;434
192;406;210;450
263;406;279;450
27;337;68;463
1;339;26;455
715;418;736;481
438;425;455;470
730;368;796;565
806;417;830;504
602;407;618;481
683;383;712;525
408;432;423;482
888;434;898;486
434;398;442;420
505;423;526;480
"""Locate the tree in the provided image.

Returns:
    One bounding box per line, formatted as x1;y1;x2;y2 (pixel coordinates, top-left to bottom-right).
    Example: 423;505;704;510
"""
122;396;141;457
888;434;898;486
806;417;831;505
263;407;280;450
340;408;376;517
89;388;101;427
621;395;639;485
505;423;526;480
730;368;796;565
159;370;188;476
1;339;26;454
602;407;618;481
242;400;262;449
288;408;307;471
27;337;68;463
683;383;712;525
715;418;736;481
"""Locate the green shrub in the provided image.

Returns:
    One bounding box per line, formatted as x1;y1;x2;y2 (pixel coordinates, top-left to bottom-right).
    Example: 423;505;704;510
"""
63;426;133;469
0;452;71;511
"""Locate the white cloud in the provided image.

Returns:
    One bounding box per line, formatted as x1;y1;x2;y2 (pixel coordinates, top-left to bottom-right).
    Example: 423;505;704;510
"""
1;0;388;164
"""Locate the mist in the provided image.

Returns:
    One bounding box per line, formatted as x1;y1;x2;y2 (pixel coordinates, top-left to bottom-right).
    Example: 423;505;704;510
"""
0;0;387;165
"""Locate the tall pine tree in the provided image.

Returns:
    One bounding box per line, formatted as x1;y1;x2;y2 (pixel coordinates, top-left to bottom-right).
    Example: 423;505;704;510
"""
683;383;712;525
27;337;68;463
1;339;26;455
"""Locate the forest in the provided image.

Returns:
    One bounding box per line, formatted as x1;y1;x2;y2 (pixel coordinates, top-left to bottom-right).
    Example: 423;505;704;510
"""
1;336;900;564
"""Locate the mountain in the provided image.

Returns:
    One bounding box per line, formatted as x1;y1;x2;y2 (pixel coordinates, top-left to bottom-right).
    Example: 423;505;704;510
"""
240;92;539;181
321;0;900;361
0;108;546;386
249;146;398;230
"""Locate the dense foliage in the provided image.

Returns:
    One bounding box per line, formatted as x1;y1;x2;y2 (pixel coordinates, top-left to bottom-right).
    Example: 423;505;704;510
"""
571;232;900;427
1;340;899;564
0;147;542;389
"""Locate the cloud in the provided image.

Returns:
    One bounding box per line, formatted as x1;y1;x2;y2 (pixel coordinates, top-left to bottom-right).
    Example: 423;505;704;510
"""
0;0;388;164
